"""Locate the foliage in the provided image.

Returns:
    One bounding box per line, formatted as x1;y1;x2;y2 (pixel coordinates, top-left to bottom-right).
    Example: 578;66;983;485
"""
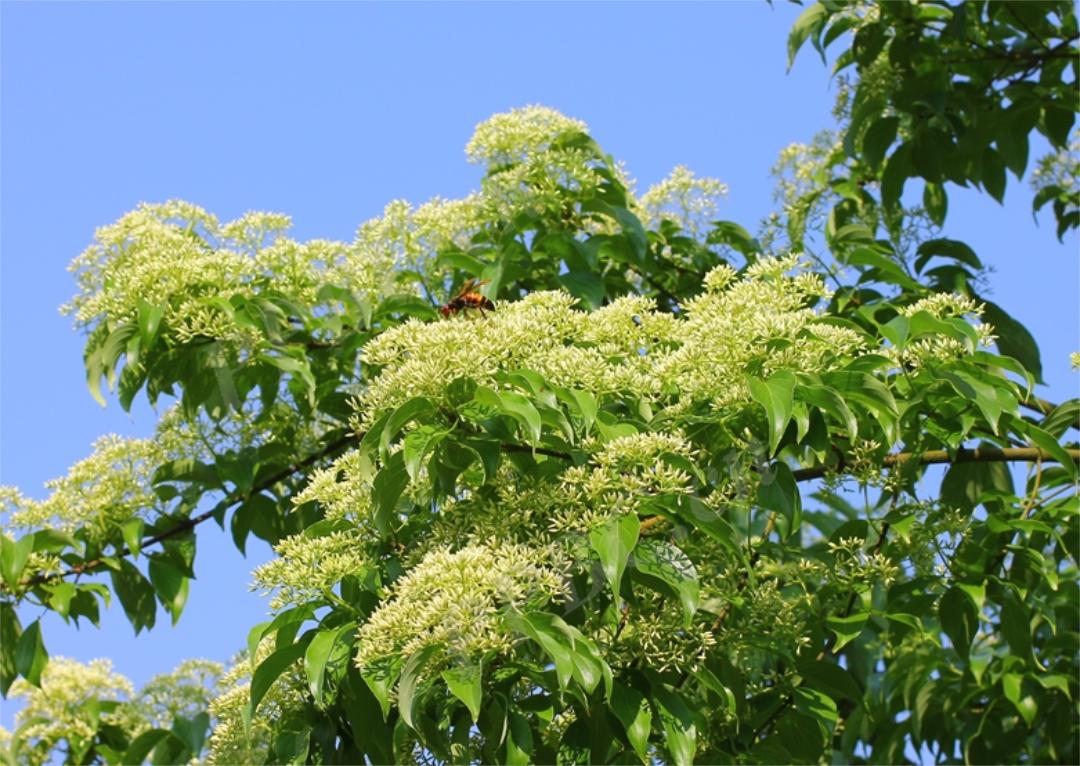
1;5;1078;765
0;657;220;766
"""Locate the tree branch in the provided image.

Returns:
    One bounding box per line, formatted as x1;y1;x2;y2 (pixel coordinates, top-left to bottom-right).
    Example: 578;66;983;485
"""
18;431;360;589
791;446;1078;483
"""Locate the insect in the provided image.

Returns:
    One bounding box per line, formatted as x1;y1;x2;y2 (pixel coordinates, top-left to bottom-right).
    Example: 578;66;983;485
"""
440;278;495;317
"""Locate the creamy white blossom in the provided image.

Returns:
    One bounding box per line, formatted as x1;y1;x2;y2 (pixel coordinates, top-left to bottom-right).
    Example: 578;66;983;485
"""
355;542;566;670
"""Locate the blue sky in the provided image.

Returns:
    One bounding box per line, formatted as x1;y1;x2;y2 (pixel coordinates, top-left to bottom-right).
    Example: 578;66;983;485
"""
2;0;1076;731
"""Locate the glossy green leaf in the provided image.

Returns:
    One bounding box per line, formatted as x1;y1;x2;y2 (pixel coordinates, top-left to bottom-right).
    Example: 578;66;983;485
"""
651;683;696;766
14;619;47;687
795;659;864;706
442;663;483;723
0;533;34;589
748;370;796;456
110;559;157;635
590;513;640;604
147;558;189;626
610;681;652;760
506;711;533;766
0;603;21;695
121;519;144;558
250;638;310;720
632;540;699;626
939;586;978;659
398;645;439;731
372;451;409;535
787;2;827;67
756;462;801;539
305;622;355;704
170;712;209;760
826;611;869;652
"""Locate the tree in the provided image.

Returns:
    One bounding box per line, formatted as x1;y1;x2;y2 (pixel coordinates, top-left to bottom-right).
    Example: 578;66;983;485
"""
1;3;1077;764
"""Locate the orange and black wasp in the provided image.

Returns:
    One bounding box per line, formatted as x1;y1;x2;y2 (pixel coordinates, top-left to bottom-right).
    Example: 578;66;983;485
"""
440;278;494;318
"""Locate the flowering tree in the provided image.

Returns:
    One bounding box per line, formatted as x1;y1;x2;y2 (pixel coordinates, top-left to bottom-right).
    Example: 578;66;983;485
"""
2;3;1078;764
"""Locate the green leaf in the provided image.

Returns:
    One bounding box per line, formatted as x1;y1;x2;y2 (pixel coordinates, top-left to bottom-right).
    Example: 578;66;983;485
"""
939;586;978;659
793;686;838;734
610;681;652;760
121;519;144;558
796;383;858;440
862;116;899;170
756;462;802;539
978;299;1043;383
372;451;409;535
147;558;189;626
505;611;590;693
441;663;483;723
110;559;157;634
250;639;309;720
787;2;827;68
748;370;796;456
14;619;47;687
506;711;533;766
651;683;697;766
1000;589;1037;668
398;645;439;731
981;146;1007;202
590;514;640;604
0;602;21;695
137;300;165;347
632;540;699;626
1034;673;1073;700
826;611;869;652
402;425;449;483
498;391;543;444
305;622;355;705
361;669;394;722
881;143;912;211
170;712;209;759
376;294;438;321
795;659;864;706
123;730;172;765
1016;421;1077;480
559;271;605;309
923;181;948;227
914;238;982;272
380;397;436;456
1002;673;1037;727
0;533;34;589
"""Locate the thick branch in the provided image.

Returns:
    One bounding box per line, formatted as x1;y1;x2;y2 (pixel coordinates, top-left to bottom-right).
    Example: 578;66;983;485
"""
791;447;1079;482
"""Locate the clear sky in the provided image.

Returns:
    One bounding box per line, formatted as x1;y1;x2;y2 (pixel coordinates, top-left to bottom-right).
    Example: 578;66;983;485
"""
1;0;1076;731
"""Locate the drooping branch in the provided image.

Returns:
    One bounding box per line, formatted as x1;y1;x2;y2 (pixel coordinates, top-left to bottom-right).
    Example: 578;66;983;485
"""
14;436;576;590
18;430;361;589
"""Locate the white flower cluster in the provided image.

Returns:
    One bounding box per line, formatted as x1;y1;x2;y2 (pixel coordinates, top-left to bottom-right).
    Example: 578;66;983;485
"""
355;542;566;671
465;105;588;167
351;196;483;279
6;658;137;766
358;255;863;427
251;528;370;610
639;165;728;238
1;431;190;542
63;200;395;345
891;292;995;369
134;658;223;730
63;107;727;355
291;449;377;523
553;432;697;532
206;641;307;765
